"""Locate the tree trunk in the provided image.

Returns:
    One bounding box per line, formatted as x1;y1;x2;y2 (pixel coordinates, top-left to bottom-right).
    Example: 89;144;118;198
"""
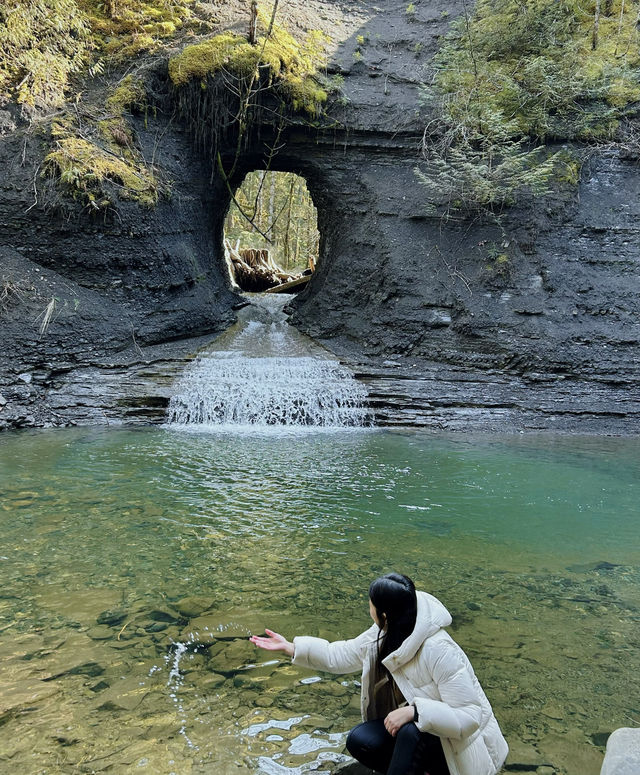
283;176;296;269
248;1;258;44
593;0;601;50
615;0;627;55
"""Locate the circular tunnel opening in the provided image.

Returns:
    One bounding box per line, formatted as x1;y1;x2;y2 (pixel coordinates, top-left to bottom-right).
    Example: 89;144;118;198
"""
223;170;319;294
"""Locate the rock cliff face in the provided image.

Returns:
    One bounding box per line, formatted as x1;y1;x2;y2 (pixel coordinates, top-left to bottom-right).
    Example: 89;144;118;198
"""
1;0;639;432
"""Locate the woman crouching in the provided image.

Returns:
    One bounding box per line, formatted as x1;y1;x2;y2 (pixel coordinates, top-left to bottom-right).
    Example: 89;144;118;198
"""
250;572;508;775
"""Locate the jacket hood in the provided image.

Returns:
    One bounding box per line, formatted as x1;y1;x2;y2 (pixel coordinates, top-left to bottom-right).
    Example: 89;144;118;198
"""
382;591;452;671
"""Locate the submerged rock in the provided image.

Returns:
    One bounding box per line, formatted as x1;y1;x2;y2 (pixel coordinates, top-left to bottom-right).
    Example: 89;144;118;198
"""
96;609;128;627
174;596;215;618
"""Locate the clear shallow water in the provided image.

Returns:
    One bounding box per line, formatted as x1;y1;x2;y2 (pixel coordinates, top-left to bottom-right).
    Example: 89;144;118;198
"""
0;428;638;774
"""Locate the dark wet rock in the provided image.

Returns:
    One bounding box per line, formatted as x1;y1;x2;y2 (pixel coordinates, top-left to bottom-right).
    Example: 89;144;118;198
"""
0;0;639;434
147;608;179;623
144;622;168;633
330;762;375;775
567;561;622;573
89;680;110;693
594;562;622;572
96;610;128;627
591;731;612;747
53;734;80;746
174;596;215;618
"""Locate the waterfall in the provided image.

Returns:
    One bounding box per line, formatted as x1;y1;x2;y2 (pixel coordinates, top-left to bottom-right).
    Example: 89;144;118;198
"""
166;295;372;430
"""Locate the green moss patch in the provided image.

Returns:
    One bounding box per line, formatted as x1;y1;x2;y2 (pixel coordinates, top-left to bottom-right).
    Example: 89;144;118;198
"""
0;0;92;108
44;78;161;211
0;0;200;109
44;135;159;208
416;0;639;217
431;0;640;142
79;0;196;61
168;17;328;117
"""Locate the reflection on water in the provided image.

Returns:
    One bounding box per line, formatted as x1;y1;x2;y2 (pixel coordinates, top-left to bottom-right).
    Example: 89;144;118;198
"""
0;428;638;774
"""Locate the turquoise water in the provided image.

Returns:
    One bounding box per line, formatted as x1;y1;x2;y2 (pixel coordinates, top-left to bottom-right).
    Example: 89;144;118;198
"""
0;428;638;774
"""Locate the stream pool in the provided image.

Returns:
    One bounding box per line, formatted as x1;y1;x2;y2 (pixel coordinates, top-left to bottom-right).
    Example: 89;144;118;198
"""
0;427;638;774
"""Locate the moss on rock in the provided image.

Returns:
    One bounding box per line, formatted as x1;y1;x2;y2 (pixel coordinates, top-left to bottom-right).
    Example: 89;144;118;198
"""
168;16;328;117
432;0;640;142
44;76;159;211
44;135;159;209
0;0;198;109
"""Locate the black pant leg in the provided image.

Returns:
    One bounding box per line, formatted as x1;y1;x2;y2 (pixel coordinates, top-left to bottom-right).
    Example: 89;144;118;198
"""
387;722;450;775
346;719;450;775
346;719;395;773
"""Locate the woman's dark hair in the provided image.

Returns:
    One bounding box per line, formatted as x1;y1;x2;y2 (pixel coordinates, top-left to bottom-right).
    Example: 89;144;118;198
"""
369;572;417;667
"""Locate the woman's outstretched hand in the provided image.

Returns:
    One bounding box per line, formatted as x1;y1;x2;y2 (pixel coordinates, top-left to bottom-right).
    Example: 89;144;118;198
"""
249;628;295;657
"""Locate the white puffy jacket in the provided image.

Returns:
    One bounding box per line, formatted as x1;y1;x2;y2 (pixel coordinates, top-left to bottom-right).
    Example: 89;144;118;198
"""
292;591;508;775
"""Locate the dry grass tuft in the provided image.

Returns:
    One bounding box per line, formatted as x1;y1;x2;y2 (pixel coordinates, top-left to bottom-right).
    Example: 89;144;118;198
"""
36;296;57;335
0;278;35;311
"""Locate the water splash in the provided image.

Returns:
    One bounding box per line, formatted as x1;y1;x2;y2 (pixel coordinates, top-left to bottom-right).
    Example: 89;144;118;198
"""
164;640;200;750
166;295;372;430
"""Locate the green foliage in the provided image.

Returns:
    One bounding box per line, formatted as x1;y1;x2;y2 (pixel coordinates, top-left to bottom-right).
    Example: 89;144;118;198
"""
104;74;146;114
418;0;637;216
0;0;92;108
484;242;512;280
168;12;329;117
43;79;160;211
0;0;196;109
417;112;560;216
78;0;195;61
225;171;319;272
44;134;159;209
431;0;640;142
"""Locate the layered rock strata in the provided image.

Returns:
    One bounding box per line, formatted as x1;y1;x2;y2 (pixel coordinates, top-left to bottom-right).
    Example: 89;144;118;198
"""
1;0;639;432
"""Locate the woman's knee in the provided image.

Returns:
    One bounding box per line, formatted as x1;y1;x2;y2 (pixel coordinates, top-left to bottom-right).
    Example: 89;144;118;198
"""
395;720;421;746
346;719;388;758
346;722;367;756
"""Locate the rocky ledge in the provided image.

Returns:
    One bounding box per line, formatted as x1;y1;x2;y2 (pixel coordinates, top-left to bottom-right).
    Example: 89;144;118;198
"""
1;0;639;433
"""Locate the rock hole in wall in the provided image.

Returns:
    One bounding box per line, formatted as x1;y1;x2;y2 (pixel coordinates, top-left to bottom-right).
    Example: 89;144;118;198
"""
223;170;319;294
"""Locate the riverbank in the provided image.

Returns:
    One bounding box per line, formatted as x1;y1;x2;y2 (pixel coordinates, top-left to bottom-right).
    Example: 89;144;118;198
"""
1;329;638;433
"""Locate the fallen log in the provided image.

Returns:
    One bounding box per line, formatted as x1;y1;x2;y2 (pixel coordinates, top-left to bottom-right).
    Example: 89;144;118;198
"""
264;274;310;294
224;239;309;291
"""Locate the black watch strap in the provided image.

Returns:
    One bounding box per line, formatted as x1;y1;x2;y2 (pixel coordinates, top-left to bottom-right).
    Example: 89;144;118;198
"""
413;704;419;722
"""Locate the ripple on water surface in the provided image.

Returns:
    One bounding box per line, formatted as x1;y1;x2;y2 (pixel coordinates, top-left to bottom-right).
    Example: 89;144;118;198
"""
0;428;638;774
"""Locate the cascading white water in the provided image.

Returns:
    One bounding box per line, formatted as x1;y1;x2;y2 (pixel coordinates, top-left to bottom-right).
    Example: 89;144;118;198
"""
166;295;372;429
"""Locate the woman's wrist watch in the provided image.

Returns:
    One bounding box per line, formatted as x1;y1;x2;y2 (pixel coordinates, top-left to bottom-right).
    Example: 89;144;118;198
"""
413;704;419;722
